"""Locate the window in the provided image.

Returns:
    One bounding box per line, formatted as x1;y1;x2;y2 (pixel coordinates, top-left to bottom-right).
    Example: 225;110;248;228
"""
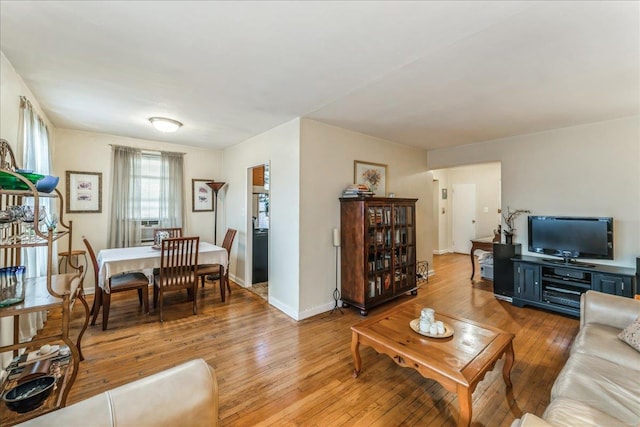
140;152;161;221
108;146;184;248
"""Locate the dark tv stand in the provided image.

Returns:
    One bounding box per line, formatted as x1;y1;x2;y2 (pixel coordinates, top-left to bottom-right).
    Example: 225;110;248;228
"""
512;255;637;317
542;258;596;268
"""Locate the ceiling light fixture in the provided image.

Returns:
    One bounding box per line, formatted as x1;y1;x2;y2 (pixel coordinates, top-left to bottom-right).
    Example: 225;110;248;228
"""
149;117;183;133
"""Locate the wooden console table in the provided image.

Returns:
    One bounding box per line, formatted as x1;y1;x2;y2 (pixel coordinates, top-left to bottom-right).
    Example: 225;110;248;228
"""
470;236;499;280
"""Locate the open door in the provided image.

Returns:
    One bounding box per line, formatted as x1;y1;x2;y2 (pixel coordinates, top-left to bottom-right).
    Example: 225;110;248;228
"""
248;163;269;300
451;183;477;254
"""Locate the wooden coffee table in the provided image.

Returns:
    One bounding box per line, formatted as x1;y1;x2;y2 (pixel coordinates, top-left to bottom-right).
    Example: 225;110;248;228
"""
351;302;515;427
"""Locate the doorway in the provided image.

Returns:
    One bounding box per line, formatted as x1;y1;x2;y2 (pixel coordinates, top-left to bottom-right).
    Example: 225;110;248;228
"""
249;163;269;301
431;162;502;255
452;183;477;254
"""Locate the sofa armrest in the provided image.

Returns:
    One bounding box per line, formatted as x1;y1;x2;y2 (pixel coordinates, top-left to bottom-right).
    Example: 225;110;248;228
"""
510;413;555;427
580;290;640;330
17;359;218;427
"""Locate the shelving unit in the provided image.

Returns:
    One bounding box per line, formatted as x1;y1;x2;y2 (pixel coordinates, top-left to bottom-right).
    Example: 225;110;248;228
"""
340;197;418;316
512;255;637;317
0;140;89;425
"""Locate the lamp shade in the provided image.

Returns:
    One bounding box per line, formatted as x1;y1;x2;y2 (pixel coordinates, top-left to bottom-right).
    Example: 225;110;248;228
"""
206;181;226;193
149;117;182;133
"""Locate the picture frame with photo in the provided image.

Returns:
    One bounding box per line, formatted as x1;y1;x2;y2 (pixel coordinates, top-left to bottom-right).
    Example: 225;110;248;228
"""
66;171;102;213
192;179;214;212
354;160;388;196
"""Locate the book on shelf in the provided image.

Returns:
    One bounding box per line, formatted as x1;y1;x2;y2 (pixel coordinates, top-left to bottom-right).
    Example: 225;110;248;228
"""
341;184;374;198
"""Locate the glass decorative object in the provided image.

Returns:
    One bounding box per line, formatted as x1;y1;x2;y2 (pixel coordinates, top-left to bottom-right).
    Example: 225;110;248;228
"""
0;265;26;307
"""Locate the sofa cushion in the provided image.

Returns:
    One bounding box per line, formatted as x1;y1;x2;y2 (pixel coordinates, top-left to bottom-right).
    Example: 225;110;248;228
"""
16;359;218;427
551;353;640;425
571;323;640;369
618;316;640;352
542;397;631;427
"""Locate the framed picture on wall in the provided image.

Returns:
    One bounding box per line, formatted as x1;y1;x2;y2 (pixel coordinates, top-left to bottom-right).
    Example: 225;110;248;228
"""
192;179;214;212
66;171;102;213
354;160;387;196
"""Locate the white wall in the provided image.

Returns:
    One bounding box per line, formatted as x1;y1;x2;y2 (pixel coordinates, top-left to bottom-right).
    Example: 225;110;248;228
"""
432;162;501;252
0;52;55;165
299;119;432;318
223;118;301;318
428;116;640;267
54;129;223;292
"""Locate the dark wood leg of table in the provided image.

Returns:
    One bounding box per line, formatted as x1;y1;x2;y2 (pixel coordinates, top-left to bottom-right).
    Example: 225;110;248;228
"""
90;288;103;326
219;266;226;302
351;331;362;378
502;341;515;388
470;248;476;280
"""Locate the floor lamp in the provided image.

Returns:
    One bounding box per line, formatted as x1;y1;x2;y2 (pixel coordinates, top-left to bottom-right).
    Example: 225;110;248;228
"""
206;181;226;245
331;227;342;314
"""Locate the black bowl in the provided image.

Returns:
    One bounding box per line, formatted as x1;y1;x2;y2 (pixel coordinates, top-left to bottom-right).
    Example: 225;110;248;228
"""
2;375;56;413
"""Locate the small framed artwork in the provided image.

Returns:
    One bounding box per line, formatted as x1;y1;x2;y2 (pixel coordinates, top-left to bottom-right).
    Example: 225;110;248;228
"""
192;179;214;212
66;171;102;213
354;160;387;196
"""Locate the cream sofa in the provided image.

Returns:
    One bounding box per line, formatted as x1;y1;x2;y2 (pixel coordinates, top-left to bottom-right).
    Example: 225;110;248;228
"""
17;358;218;427
512;290;640;427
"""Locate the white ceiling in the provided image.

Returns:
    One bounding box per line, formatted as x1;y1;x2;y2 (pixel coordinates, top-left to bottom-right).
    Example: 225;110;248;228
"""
1;1;638;151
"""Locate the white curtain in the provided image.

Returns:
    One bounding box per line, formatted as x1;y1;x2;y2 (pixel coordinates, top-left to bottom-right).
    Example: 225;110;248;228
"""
108;146;142;248
19;97;51;341
18;97;51;341
1;97;51;369
159;151;185;228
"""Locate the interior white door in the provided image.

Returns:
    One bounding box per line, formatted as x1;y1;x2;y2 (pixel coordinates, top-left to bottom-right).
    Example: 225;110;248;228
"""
451;183;477;254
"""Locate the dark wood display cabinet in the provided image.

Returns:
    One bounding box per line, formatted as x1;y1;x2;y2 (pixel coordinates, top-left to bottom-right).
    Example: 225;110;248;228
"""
339;197;418;316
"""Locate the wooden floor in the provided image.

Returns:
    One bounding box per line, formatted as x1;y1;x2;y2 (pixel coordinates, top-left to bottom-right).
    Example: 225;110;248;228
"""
53;254;578;426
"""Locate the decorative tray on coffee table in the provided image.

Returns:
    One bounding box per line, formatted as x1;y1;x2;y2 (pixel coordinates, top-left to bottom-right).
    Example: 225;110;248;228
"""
409;319;454;338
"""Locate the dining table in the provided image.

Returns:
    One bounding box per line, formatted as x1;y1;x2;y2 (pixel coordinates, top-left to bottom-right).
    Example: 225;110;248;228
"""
96;241;229;303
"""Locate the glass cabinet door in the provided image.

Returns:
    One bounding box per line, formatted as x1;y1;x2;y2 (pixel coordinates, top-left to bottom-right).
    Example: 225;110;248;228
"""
366;205;394;301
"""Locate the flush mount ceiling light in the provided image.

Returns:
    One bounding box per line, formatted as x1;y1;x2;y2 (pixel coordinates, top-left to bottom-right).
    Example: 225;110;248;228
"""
149;117;183;133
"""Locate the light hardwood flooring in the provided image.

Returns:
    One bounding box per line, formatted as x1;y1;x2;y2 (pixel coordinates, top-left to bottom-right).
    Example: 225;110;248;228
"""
249;281;268;301
50;254;578;426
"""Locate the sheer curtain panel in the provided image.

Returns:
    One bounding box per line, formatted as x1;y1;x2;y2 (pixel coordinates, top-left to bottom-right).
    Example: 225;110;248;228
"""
159;151;185;228
108;146;142;248
1;97;51;369
19;97;53;341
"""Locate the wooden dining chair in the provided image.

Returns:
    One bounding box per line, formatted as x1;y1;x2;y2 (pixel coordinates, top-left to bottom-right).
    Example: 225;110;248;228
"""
153;227;182;239
197;228;237;302
153;236;199;322
152;227;182;247
83;236;150;330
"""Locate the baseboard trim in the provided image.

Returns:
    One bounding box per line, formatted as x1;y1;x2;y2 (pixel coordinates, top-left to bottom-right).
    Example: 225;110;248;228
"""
229;273;245;287
297;301;338;320
268;296;299;320
433;249;451;255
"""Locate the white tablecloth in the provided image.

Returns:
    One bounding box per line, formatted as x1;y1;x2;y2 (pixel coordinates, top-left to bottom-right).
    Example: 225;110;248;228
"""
97;242;228;293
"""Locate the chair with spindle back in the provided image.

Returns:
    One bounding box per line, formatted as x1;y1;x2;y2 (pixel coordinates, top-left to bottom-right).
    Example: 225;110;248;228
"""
197;228;236;302
83;236;149;330
153;236;199;322
152;227;182;244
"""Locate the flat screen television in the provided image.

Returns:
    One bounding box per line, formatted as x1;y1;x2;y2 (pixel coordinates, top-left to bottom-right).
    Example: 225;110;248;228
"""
528;216;613;262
